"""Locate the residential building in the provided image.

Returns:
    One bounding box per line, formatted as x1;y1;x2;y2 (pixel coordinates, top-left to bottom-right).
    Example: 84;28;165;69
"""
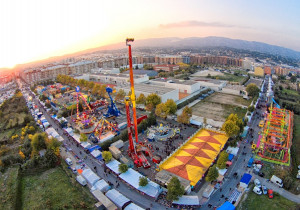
153;64;180;72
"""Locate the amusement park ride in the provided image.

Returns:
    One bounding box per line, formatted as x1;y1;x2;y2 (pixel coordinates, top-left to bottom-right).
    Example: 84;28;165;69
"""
104;87;121;118
256;104;293;165
124;38;156;168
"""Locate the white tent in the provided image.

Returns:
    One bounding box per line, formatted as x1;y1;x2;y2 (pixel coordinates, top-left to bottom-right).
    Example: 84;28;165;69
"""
91;179;110;193
65;128;74;136
226;146;239;156
91;150;102;158
106;160;121;174
80;141;91;149
105;189;130;209
57;136;64;142
81;168;100;186
124;203;145;210
172;196;199;205
119;168;162;198
73;134;81;143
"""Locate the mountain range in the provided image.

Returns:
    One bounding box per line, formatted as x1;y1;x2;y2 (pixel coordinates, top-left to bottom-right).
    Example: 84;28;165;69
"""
96;36;300;60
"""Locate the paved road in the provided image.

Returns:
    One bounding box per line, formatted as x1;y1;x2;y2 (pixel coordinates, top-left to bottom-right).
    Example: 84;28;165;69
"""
27;90;173;210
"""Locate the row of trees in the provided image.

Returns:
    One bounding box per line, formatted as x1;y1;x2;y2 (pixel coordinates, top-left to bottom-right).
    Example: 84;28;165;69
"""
155;99;177;119
57;74;108;98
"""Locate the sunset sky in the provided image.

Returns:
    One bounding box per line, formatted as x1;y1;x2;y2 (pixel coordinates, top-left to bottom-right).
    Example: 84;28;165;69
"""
1;0;300;68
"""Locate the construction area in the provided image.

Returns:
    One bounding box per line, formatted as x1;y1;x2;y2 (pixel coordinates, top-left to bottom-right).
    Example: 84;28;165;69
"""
191;92;250;125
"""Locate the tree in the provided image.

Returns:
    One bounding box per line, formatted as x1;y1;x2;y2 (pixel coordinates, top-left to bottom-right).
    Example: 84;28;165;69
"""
115;89;126;102
290;75;297;83
118;163;128;173
146;93;161;110
222;120;240;137
44;149;59;168
31;133;47;152
177;106;192;124
248;105;255;112
205;165;219;182
165;99;177;115
166;177;185;201
139;177;149;187
216;151;229;169
102;151;112;163
80;133;87;142
246;83;260;98
136;93;146;104
155;103;168;119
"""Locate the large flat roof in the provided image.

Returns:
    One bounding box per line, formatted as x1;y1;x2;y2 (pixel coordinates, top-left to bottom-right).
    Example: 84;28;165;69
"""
119;83;176;95
152;78;198;85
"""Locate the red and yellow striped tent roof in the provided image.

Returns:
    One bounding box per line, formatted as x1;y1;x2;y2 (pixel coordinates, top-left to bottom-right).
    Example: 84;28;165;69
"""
159;129;228;186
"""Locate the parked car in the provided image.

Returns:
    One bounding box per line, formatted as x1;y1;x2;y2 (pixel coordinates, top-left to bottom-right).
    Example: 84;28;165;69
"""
262;185;267;194
254;179;261;188
270;175;283;187
253;186;262;195
268;189;274;198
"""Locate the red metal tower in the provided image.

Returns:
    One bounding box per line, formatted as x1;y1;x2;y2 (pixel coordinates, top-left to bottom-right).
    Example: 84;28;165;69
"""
125;38;140;166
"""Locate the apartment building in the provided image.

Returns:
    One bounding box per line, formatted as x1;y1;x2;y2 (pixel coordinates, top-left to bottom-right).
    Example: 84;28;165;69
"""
190;55;243;67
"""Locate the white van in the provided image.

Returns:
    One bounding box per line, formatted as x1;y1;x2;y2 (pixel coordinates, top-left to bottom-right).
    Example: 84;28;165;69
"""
76;175;87;186
253;186;262;195
65;158;73;166
271;175;283;187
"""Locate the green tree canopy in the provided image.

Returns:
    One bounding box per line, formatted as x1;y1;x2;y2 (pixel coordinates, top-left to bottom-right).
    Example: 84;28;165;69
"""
139;176;149;187
31;133;47;152
146;93;161;110
290;75;297;83
166;177;185;201
177;106;192;124
216;151;229;169
118;163;128;173
80;133;88;142
136;93;146;104
115;89;126;102
205;165;219;182
155;103;168;119
222;120;240;137
246;83;260;97
102;151;112;163
248;105;255;112
165;99;177;115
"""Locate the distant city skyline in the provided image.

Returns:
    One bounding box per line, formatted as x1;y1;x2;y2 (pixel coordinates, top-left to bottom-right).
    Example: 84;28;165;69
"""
1;0;300;68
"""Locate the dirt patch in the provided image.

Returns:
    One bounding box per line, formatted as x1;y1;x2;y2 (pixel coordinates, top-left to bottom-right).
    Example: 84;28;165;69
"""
192;92;248;122
191;70;224;77
206;92;250;107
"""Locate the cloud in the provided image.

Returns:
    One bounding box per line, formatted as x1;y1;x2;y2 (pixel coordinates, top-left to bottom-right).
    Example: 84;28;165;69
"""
159;20;240;29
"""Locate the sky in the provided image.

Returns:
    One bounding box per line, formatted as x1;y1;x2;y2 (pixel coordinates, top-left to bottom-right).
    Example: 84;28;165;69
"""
1;0;300;68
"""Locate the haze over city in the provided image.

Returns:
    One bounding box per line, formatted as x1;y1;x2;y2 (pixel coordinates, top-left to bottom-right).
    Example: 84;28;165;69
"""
1;0;300;69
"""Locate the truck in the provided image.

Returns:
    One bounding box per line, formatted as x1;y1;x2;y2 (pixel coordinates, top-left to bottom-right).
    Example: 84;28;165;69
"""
270;175;283;187
247;157;254;168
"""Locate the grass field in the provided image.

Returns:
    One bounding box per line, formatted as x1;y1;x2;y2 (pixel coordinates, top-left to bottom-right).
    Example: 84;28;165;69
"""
21;167;96;210
0;167;19;210
192;93;248;122
293;115;300;160
217;73;246;83
282;88;300;97
238;186;299;210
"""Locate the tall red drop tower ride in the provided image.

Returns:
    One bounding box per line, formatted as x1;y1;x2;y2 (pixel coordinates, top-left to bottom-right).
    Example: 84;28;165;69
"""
125;38;140;166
